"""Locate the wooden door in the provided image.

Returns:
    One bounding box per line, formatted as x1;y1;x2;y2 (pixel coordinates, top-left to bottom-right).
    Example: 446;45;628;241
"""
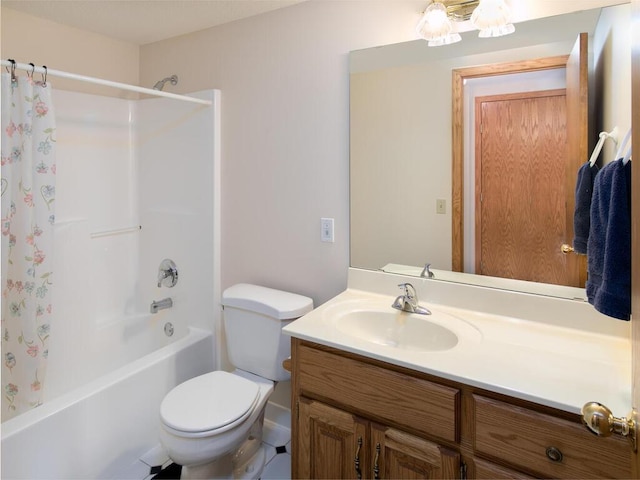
631;0;640;476
297;398;368;479
370;423;460;479
565;32;591;288
475;89;574;286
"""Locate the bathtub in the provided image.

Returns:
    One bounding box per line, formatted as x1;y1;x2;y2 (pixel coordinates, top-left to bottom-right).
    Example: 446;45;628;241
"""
1;327;215;480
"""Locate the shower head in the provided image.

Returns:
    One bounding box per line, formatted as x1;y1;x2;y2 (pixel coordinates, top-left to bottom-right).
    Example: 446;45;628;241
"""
153;75;178;91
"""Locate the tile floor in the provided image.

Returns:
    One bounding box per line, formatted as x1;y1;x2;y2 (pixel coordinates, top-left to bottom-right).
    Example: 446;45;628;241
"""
114;418;291;480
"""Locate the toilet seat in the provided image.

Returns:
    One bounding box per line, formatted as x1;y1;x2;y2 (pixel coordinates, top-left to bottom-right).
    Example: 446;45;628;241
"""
160;371;260;437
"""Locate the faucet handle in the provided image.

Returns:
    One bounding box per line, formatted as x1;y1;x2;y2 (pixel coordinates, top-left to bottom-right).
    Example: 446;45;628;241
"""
397;283;416;298
158;259;178;288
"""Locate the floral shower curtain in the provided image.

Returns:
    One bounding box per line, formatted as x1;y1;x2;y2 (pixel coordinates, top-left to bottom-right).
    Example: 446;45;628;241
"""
1;71;56;421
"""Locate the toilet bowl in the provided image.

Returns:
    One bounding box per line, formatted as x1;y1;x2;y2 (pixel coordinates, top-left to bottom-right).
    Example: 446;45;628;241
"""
158;284;313;479
159;370;274;479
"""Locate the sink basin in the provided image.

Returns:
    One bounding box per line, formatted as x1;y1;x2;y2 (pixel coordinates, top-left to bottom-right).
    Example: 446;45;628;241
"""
334;310;458;352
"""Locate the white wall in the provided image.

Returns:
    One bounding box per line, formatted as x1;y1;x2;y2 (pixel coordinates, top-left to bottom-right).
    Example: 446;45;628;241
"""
1;7;139;97
593;3;632;164
350;62;453;270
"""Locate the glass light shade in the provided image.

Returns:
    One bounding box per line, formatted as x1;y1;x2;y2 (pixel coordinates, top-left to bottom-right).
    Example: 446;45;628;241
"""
471;0;515;38
416;2;462;46
427;32;462;47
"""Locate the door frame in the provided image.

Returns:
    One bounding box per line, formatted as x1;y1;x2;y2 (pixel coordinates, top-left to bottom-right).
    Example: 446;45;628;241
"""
631;0;639;475
451;55;569;272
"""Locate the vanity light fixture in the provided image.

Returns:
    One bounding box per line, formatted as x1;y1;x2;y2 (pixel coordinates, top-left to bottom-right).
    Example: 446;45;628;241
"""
470;0;515;37
417;0;515;46
416;1;462;46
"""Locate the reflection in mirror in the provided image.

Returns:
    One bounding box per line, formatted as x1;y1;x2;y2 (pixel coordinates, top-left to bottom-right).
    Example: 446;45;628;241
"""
453;56;580;289
350;4;631;300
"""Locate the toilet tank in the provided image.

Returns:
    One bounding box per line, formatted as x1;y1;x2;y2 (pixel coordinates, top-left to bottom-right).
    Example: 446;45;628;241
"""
222;284;313;381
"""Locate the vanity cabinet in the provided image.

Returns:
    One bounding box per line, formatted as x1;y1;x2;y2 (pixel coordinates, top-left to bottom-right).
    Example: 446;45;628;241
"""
298;398;460;478
290;339;632;479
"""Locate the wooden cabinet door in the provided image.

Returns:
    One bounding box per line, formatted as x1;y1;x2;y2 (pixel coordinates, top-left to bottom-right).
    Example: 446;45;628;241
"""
370;423;460;479
297;397;368;479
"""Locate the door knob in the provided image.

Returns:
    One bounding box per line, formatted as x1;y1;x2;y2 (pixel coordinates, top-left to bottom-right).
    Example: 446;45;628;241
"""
561;243;575;254
581;402;637;451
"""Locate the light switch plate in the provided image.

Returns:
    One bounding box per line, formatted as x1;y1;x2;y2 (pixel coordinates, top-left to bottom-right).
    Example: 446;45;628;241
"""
321;218;334;242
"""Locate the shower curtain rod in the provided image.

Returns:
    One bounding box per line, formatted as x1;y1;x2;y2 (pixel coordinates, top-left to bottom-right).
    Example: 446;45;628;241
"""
1;60;212;106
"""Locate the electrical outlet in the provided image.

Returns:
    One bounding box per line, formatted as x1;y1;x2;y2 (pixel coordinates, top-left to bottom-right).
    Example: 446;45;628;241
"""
436;199;446;214
321;218;334;243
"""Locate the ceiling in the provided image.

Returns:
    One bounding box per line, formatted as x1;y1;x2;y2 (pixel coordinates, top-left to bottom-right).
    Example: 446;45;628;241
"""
2;0;306;45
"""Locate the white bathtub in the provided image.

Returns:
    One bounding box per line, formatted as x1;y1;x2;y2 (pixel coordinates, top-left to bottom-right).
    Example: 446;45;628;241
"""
1;327;215;480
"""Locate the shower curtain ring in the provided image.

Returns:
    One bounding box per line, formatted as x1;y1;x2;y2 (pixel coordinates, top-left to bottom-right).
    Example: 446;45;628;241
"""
28;63;35;79
7;59;16;82
41;65;47;86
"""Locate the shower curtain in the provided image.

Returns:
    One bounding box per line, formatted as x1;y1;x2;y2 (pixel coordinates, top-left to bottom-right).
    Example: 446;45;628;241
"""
1;72;57;421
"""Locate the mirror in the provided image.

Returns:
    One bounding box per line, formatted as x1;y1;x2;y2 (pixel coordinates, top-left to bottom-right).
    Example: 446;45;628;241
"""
349;4;631;300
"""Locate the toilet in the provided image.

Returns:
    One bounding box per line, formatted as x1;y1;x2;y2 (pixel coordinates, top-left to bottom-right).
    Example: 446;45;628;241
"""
159;283;313;479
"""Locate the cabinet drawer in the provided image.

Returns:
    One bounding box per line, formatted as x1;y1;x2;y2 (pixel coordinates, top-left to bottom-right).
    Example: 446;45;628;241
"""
473;457;535;479
297;343;459;442
474;395;631;479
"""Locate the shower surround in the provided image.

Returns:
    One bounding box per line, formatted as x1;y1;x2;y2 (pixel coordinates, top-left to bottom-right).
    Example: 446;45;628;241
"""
2;87;220;479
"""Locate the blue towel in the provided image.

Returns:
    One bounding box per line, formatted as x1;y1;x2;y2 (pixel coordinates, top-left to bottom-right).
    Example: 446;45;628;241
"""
573;162;599;254
586;158;631;321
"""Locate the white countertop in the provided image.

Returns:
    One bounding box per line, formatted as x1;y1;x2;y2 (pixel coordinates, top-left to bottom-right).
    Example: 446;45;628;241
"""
284;274;631;416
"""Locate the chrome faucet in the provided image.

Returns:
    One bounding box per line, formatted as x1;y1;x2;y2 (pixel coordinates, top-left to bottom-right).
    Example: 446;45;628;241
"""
392;283;431;315
150;297;173;314
420;263;435;278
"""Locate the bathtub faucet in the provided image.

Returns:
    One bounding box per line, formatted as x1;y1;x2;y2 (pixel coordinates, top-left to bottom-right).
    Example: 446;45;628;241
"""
151;297;173;314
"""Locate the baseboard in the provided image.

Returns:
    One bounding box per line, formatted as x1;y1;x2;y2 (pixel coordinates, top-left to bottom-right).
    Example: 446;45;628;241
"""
265;400;291;430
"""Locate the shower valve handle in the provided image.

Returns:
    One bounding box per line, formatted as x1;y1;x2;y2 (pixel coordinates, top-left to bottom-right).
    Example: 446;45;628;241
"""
157;259;178;288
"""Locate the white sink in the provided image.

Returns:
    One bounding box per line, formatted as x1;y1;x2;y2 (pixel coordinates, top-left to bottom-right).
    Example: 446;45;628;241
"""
334;309;459;352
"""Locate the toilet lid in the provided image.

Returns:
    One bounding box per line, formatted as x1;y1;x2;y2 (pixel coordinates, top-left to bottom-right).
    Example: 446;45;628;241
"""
160;371;260;433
